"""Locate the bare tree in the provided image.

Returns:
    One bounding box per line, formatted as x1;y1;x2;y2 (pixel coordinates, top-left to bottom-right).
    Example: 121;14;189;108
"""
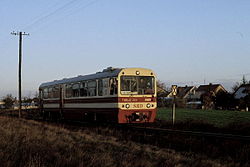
242;75;247;85
157;80;169;97
232;82;240;92
34;91;39;98
232;75;250;92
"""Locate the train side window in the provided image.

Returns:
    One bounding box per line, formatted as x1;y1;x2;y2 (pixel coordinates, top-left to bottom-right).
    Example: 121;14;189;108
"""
98;79;103;96
102;78;109;96
80;82;88;97
66;84;73;98
43;88;48;99
72;83;80;97
53;86;60;98
110;78;118;95
48;87;53;98
88;80;97;96
39;89;43;99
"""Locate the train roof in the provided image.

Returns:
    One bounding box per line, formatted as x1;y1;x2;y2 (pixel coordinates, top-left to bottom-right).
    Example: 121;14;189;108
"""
39;67;122;88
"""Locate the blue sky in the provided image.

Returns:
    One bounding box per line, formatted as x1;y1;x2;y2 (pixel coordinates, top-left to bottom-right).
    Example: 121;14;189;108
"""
1;0;250;97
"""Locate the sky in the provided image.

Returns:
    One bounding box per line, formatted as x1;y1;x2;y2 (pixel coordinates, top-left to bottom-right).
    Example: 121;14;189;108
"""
0;0;250;97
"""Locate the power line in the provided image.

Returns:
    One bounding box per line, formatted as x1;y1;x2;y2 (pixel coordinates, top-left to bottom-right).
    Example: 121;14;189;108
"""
61;0;100;19
18;0;64;30
26;0;101;34
22;0;81;31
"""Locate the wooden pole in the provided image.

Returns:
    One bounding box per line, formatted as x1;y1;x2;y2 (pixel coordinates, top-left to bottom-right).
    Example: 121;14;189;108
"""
11;31;29;118
172;95;176;125
18;32;22;118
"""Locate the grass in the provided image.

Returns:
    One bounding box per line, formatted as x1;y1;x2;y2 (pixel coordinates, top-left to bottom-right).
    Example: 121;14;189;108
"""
0;116;235;167
157;108;250;127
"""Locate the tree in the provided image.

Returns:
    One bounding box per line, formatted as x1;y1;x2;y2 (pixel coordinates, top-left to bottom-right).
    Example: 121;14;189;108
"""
232;75;250;92
157;80;169;97
215;92;235;110
232;82;240;92
23;97;33;103
156;80;171;107
34;91;39;98
2;94;15;109
242;75;247;85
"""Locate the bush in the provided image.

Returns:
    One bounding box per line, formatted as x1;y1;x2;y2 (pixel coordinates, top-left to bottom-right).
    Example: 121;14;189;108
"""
2;94;15;109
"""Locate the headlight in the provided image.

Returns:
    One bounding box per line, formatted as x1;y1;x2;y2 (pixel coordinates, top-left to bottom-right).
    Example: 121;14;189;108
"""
146;103;151;108
125;104;130;109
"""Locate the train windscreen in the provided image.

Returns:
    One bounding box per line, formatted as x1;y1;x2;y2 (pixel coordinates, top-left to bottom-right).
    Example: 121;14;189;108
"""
120;76;155;95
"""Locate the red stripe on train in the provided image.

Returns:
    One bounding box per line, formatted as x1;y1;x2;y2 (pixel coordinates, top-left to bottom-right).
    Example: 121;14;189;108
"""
43;97;156;104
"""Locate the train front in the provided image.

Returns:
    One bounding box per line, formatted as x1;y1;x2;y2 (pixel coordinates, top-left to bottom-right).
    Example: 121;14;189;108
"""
117;68;157;123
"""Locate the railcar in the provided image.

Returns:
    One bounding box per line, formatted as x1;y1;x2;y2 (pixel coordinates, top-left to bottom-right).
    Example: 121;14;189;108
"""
39;67;157;123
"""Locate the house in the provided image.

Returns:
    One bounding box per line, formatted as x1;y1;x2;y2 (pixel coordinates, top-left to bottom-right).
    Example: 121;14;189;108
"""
176;86;198;108
167;86;196;98
176;86;196;100
234;84;250;99
166;85;197;107
234;84;250;111
0;101;5;109
194;83;227;109
195;83;227;98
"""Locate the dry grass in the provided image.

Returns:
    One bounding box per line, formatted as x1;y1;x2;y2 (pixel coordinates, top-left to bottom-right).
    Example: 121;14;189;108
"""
0;116;239;167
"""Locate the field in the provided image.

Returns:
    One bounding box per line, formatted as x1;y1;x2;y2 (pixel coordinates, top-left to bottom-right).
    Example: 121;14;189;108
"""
157;108;250;128
0;116;238;167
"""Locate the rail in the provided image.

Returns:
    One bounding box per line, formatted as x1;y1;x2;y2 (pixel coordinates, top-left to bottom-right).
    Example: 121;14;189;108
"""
127;126;250;142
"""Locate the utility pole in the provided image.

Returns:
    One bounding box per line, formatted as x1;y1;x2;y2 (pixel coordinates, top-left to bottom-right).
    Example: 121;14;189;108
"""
11;31;29;118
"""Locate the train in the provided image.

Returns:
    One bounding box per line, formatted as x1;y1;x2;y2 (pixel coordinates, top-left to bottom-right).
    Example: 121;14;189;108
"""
39;67;157;123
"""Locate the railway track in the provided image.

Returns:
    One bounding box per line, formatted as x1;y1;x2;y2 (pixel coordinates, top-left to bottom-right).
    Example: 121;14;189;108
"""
126;126;250;142
1;108;250;142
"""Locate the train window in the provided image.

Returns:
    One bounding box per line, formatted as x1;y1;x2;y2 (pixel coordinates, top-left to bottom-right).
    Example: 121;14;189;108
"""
121;76;155;95
102;78;109;96
52;86;60;98
80;82;88;97
66;84;73;98
43;88;48;99
72;83;80;97
88;80;97;96
39;89;43;99
120;76;137;94
110;78;118;95
98;79;103;96
48;87;53;98
138;76;155;95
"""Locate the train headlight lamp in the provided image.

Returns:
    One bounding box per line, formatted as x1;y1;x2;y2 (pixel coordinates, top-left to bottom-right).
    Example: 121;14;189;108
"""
125;104;130;109
146;103;151;108
136;71;140;75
